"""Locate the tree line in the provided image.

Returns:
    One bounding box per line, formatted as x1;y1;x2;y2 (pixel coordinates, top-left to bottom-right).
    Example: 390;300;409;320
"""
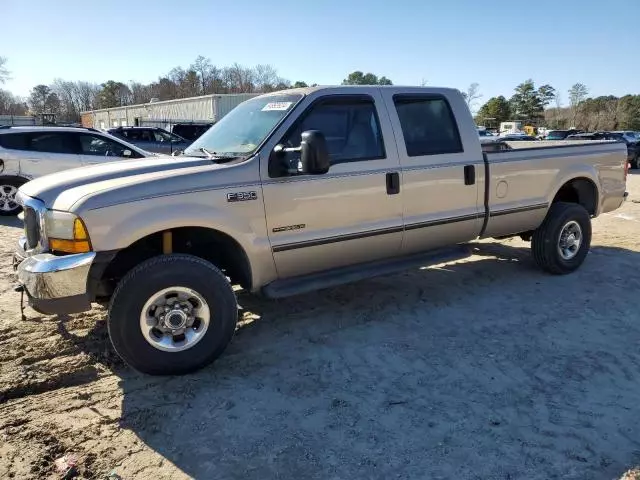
475;80;640;131
3;53;639;131
0;55;394;123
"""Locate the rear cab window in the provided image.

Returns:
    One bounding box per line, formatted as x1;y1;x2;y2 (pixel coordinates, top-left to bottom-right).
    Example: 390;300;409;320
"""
392;95;463;156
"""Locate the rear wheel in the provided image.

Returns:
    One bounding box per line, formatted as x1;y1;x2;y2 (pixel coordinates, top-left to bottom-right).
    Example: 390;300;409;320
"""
0;178;25;216
632;154;640;170
531;202;591;275
108;254;238;375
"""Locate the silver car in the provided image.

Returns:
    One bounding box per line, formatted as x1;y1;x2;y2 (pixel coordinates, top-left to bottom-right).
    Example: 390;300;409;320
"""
0;126;151;215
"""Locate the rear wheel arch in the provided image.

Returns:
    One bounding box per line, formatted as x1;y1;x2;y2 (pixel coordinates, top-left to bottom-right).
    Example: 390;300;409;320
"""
551;177;598;216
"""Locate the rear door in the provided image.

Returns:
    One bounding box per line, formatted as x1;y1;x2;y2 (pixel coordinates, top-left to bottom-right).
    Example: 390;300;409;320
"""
20;131;82;178
381;90;484;254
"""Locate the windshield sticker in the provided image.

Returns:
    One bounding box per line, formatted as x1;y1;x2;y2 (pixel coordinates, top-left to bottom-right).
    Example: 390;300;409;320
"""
262;102;293;112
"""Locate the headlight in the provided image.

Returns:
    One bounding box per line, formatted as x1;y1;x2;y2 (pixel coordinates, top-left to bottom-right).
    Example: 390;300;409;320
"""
44;210;92;254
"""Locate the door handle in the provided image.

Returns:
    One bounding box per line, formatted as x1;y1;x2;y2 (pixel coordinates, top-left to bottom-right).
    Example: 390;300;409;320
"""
386;172;400;195
464;165;475;185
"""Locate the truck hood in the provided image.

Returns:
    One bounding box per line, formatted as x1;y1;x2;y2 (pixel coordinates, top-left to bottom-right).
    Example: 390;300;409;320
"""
19;155;240;212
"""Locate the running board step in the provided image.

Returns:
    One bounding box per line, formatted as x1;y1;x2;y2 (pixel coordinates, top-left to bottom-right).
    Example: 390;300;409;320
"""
261;245;472;299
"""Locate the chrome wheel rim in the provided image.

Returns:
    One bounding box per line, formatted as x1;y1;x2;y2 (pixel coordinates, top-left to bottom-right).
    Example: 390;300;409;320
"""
139;286;210;352
0;185;19;212
558;220;582;260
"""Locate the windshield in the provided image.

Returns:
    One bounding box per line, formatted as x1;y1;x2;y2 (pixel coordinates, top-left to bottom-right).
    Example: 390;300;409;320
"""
184;94;303;157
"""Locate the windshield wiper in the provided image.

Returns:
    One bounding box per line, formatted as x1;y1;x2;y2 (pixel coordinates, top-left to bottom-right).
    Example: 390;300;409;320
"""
199;147;215;159
195;147;242;162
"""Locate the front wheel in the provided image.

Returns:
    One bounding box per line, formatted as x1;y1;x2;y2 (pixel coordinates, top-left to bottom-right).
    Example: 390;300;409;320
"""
531;202;592;275
108;254;238;375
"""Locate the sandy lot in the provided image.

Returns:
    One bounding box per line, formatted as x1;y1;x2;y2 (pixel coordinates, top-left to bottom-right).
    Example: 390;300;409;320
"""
1;174;639;480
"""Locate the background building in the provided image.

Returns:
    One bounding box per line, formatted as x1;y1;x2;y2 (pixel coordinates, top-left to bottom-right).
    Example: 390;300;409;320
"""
80;93;258;131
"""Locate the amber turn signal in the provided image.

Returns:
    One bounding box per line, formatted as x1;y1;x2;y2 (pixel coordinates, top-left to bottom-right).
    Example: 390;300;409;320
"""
50;218;92;253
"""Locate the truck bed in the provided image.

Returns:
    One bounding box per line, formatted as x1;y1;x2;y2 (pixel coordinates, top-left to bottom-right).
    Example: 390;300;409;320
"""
480;140;627;239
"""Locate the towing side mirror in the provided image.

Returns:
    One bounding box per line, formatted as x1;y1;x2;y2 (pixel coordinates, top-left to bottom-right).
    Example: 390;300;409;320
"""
270;130;330;177
299;130;330;175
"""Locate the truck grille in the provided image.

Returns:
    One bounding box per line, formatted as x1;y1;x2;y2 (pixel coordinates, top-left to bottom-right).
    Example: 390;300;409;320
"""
24;207;40;249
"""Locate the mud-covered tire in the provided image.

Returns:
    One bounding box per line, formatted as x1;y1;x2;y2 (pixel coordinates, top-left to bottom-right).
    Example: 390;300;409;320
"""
0;177;26;216
531;202;591;275
108;254;238;375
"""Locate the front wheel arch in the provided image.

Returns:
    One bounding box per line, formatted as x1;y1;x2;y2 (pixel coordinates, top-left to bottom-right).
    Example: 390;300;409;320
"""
96;226;253;299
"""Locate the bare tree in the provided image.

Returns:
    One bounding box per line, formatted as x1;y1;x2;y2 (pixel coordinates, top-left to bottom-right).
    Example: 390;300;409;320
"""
0;89;27;115
463;83;482;109
51;79;80;121
568;83;588;128
223;64;255;93
0;56;9;84
129;81;151;104
191;56;214;94
553;93;563;128
76;81;100;111
253;64;279;92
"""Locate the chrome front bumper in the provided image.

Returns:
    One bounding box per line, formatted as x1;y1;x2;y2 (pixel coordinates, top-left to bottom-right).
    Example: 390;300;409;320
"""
14;236;96;315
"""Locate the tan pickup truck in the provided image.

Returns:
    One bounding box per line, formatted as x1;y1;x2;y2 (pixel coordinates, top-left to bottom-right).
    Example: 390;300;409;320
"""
14;86;628;374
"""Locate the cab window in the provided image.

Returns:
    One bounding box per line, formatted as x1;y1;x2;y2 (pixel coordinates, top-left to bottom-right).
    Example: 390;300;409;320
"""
393;96;463;156
282;97;385;164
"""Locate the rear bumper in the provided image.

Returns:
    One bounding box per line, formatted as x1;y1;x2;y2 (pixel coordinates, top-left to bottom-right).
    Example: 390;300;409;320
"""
14;237;96;315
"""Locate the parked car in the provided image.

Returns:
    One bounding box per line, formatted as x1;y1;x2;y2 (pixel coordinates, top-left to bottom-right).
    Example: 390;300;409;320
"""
14;86;628;375
0;126;150;215
545;129;582;140
108;127;190;154
171;123;214;142
567;132;639;169
609;132;639;169
499;134;538;141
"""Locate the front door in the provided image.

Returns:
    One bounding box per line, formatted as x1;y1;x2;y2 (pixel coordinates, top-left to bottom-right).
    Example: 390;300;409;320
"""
261;92;403;279
381;90;484;254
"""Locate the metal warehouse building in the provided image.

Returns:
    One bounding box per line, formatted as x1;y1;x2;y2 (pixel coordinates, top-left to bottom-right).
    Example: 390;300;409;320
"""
80;93;258;130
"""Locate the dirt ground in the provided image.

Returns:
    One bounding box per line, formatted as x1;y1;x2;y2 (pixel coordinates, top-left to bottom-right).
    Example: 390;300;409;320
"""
1;174;639;480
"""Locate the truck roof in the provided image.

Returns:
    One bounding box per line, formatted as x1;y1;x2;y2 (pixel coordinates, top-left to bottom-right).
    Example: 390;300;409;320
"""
258;85;462;97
